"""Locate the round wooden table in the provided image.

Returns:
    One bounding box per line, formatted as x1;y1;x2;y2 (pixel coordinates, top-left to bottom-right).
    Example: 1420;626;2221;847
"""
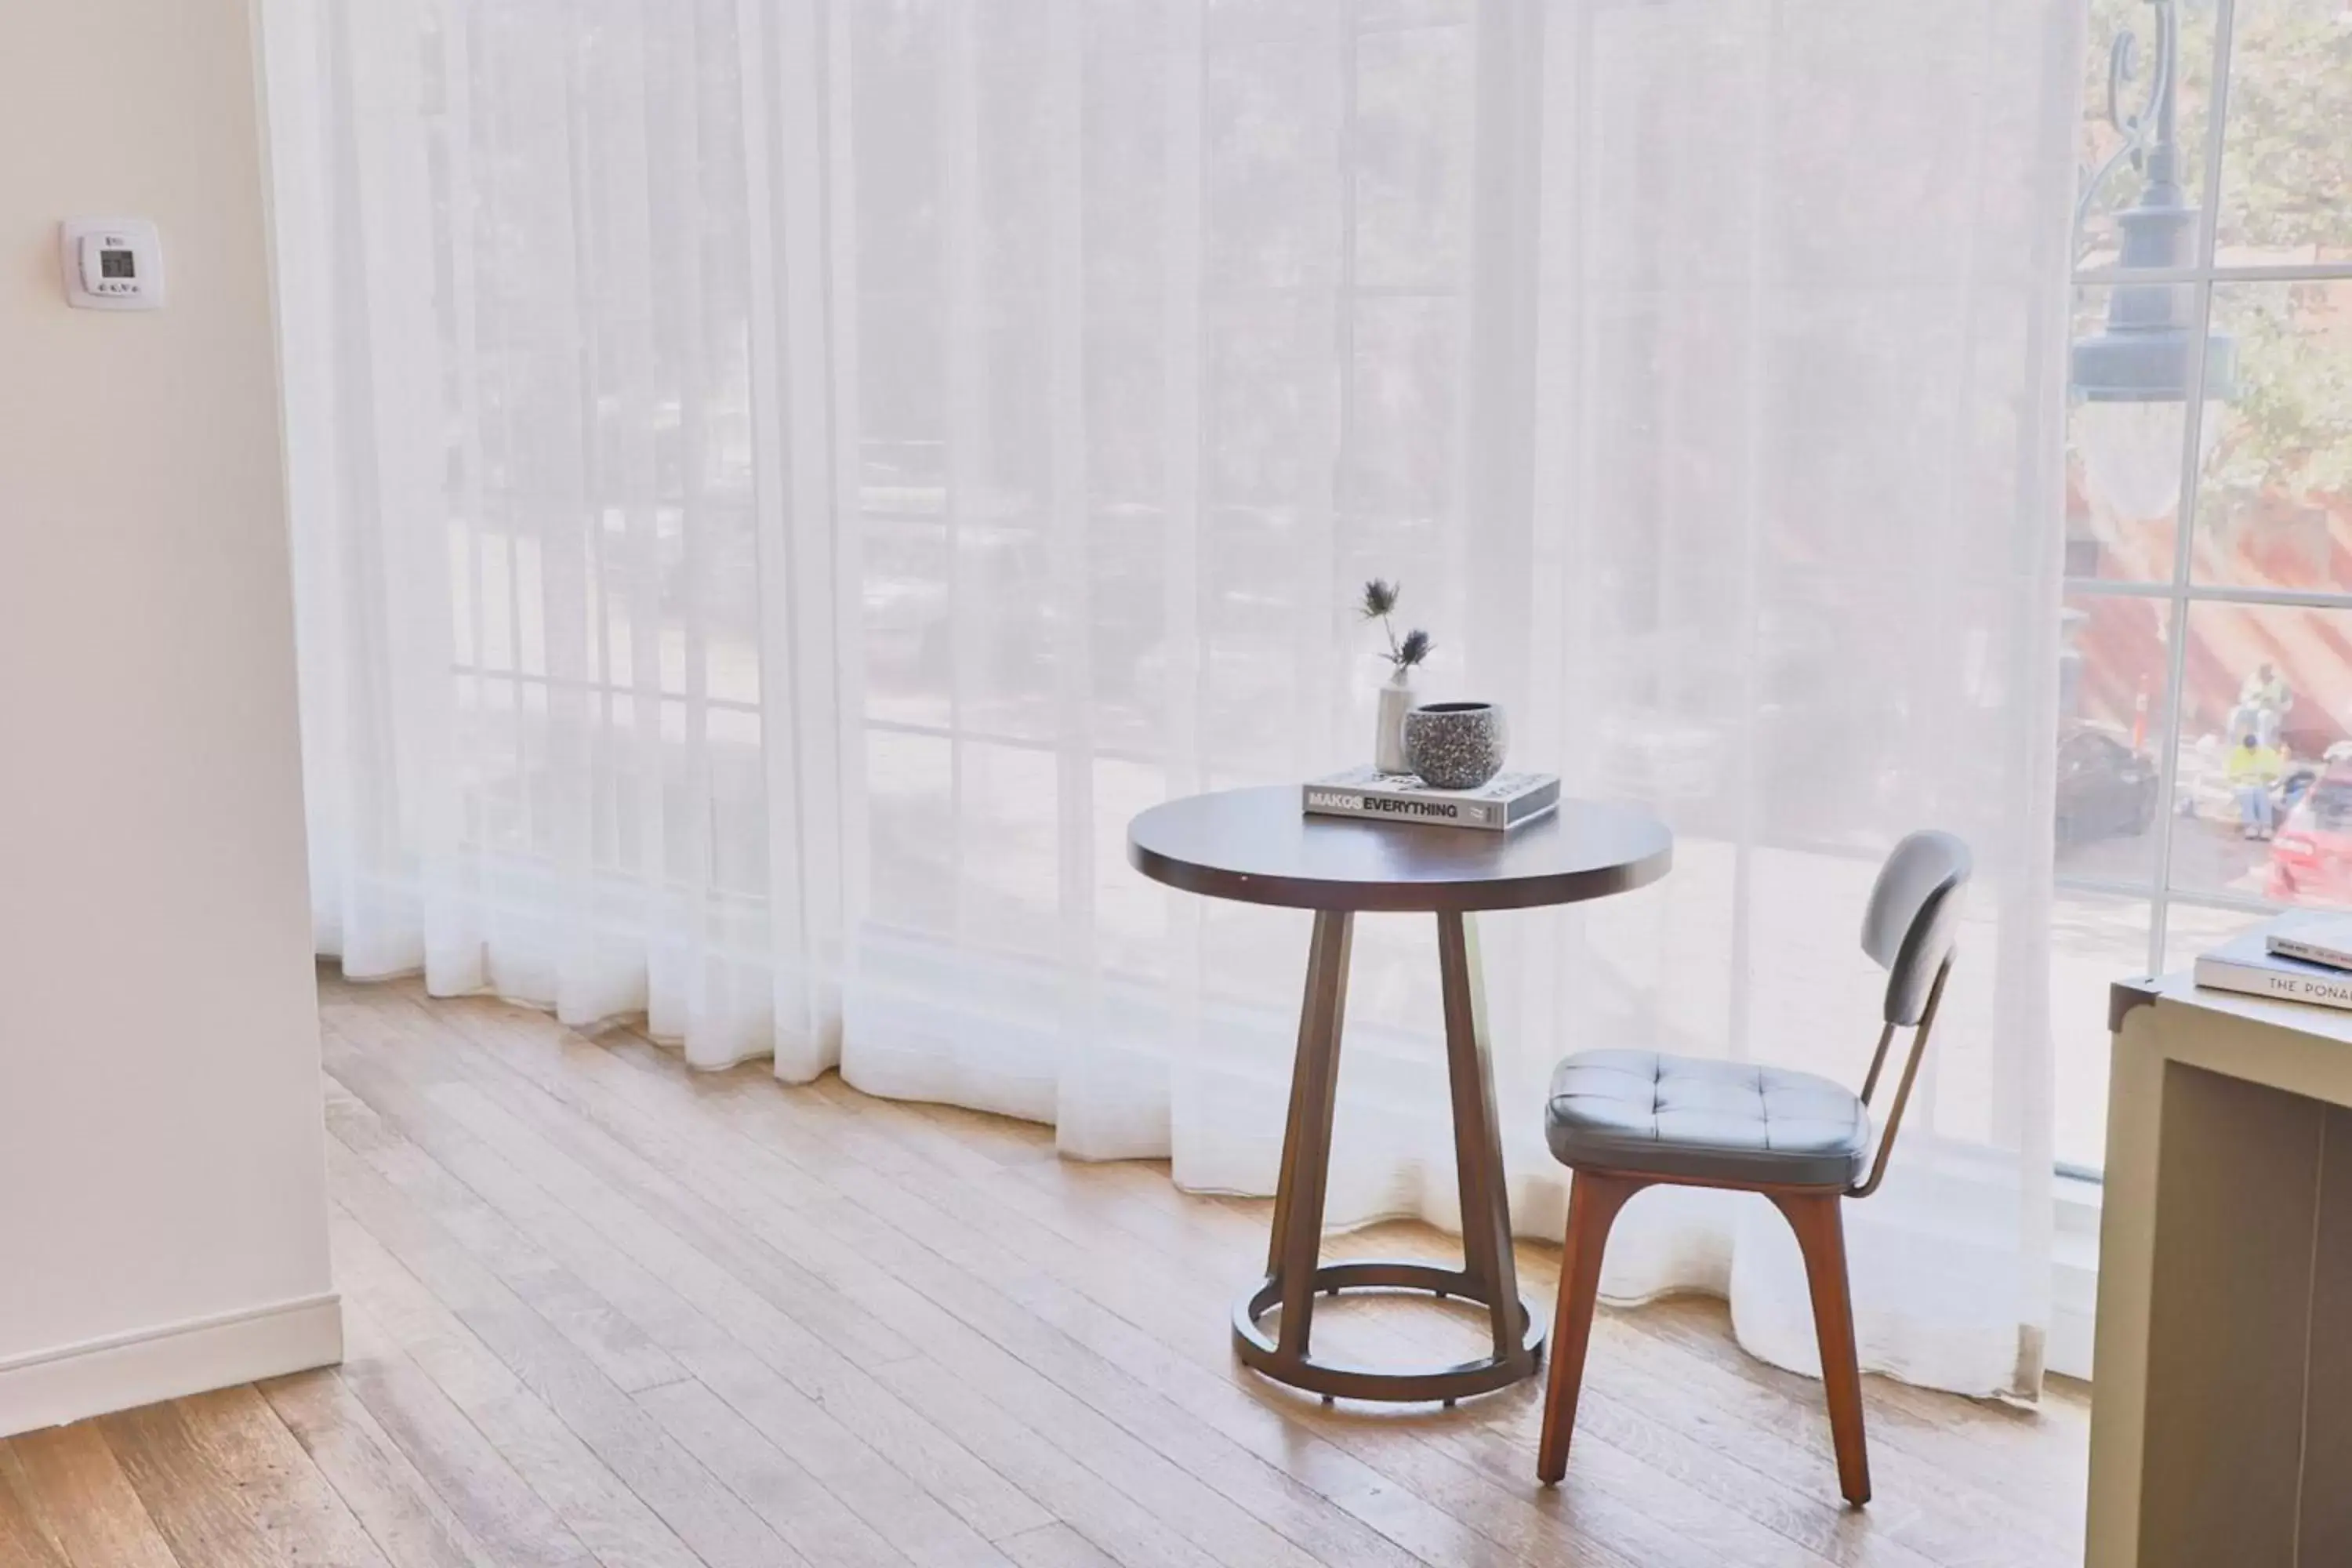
1127;785;1673;1405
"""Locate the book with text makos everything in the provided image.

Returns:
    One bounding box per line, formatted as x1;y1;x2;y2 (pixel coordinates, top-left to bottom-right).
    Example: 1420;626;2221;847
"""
2197;915;2352;1011
1301;766;1560;832
2264;913;2352;973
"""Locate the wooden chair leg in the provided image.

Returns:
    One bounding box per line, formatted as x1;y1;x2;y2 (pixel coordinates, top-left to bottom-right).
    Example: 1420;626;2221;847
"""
1537;1172;1642;1484
1770;1192;1871;1508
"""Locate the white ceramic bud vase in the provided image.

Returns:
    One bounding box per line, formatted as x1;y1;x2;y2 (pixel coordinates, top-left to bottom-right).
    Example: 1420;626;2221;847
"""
1374;667;1417;775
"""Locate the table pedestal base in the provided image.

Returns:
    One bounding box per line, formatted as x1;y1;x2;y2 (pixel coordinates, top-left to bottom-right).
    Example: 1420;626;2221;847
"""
1232;1259;1545;1403
1240;908;1542;1405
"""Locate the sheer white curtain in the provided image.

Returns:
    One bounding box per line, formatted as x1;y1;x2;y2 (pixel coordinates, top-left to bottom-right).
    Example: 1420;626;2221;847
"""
265;0;854;1071
265;0;2078;1397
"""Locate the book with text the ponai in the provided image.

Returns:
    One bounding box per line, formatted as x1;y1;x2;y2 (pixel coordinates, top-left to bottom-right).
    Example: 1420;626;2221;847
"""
2196;913;2352;1011
1301;766;1560;833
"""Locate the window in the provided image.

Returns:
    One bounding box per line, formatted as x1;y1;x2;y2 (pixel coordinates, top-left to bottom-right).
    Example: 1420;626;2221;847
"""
845;4;1479;1000
2058;0;2352;1173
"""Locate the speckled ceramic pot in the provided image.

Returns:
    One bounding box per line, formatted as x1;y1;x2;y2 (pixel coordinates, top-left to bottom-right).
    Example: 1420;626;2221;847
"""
1402;702;1507;790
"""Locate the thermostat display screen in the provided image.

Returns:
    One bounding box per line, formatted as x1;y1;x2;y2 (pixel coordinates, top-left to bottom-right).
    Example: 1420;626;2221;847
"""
64;219;165;310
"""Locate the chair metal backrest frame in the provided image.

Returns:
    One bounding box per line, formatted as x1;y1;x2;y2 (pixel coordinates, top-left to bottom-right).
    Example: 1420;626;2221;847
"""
1849;952;1952;1199
1847;828;1971;1200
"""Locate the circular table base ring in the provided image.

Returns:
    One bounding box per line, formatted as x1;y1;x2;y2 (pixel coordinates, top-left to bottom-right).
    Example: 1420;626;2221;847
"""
1232;1258;1547;1404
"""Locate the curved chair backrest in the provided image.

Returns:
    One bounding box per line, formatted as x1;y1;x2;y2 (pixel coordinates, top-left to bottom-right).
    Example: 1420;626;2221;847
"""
1860;829;1972;1027
1850;829;1972;1198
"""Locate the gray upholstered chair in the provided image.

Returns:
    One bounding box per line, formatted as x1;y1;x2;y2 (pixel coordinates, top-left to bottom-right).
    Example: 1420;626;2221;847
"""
1534;829;1971;1508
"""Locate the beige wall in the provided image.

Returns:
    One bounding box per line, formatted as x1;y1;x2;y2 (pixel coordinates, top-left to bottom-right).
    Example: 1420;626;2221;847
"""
0;0;336;1431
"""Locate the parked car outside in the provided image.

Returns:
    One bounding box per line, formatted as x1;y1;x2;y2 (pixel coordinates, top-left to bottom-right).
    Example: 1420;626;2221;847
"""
2056;724;2159;845
2267;761;2352;906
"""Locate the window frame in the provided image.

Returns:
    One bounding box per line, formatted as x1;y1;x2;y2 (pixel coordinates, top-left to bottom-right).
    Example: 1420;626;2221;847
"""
2059;0;2352;1180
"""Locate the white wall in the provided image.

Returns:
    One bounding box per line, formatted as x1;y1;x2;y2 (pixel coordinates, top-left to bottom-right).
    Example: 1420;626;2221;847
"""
0;0;338;1432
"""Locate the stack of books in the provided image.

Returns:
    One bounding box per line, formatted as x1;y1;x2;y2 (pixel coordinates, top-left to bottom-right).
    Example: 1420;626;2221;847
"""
2195;913;2352;1011
1301;765;1560;833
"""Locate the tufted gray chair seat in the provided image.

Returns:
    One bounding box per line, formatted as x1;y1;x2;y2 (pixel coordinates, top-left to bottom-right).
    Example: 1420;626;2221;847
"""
1544;1048;1871;1189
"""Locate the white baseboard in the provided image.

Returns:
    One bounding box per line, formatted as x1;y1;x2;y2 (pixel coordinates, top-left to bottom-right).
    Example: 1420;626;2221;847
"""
0;1292;343;1439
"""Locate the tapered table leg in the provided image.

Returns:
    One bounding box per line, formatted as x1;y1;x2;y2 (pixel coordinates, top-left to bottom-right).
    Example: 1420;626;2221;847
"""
1232;909;1546;1403
1271;910;1351;1355
1439;911;1540;1383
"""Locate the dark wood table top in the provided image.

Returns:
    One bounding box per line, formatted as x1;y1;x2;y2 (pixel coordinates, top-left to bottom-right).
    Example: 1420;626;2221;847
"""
1127;785;1672;913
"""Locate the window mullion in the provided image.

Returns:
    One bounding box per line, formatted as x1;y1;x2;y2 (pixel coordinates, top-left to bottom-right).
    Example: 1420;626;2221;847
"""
2143;0;2244;978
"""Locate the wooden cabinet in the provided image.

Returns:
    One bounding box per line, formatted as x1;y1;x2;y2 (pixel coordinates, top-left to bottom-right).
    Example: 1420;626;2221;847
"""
2090;978;2352;1567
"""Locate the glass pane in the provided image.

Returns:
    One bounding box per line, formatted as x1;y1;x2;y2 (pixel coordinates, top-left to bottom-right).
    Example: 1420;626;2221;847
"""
1206;292;1334;506
2051;893;2151;1170
2066;283;2208;584
2216;0;2352;261
1206;41;1340;291
2167;601;2352;906
1358;0;1471;25
1352;21;1472;290
867;730;956;938
864;521;952;731
960;524;1061;743
849;13;941;300
1092;757;1171;975
1090;504;1167;753
2162;899;2274;971
2058;592;2171;884
1343;296;1461;522
960;741;1062;956
859;296;946;471
2188;280;2352;592
2075;0;2222;270
1201;503;1319;774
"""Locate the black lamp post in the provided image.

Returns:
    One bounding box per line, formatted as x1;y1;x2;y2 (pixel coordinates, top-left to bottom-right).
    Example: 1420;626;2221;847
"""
2071;0;2235;423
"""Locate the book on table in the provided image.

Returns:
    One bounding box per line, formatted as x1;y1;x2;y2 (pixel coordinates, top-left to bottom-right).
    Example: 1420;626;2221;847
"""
2264;913;2352;973
2197;913;2352;1011
1301;765;1560;833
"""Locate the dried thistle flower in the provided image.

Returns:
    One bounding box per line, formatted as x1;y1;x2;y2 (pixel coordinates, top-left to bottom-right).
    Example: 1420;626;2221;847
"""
1358;577;1428;673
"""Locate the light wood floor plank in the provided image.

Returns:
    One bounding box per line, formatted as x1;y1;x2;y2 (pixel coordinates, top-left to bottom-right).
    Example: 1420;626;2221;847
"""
633;1377;914;1568
628;1046;1762;1568
96;1399;292;1568
323;1075;690;1396
0;1453;75;1568
326;1149;799;1568
330;1006;910;1370
320;1023;1029;1568
365;1029;1255;1568
358;1006;1061;1547
779;1065;2056;1568
328;1207;714;1568
1613;1296;2087;1522
428;991;1813;1568
997;1523;1124;1568
548;1054;1439;1568
167;1385;394;1567
329;1300;601;1568
492;987;2079;1561
8;978;2089;1568
631;1047;1788;1568
0;1424;179;1568
420;998;1551;1568
256;1367;498;1568
837;1087;2049;1568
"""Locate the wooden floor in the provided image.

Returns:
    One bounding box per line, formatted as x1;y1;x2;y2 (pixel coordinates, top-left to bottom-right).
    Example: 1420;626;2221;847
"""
0;975;2091;1568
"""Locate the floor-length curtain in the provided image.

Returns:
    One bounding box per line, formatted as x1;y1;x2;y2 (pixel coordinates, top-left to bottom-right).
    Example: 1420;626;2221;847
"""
265;0;2078;1397
265;0;851;1070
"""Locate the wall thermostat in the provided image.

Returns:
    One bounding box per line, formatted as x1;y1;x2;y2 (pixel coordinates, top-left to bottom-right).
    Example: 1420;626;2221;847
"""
60;218;165;310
